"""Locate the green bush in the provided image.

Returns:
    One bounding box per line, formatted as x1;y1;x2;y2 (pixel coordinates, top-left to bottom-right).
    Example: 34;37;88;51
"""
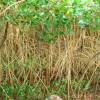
0;0;100;43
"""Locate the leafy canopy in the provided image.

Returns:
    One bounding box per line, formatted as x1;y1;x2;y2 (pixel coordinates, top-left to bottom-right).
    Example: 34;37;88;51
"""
0;0;100;43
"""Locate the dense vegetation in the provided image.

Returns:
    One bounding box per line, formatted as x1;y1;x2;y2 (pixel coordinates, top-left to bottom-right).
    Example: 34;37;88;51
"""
0;0;100;43
0;0;100;100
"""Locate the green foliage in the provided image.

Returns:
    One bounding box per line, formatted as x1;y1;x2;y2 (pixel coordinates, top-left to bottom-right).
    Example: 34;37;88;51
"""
72;79;91;91
0;79;93;99
0;0;100;43
49;79;67;96
0;82;45;99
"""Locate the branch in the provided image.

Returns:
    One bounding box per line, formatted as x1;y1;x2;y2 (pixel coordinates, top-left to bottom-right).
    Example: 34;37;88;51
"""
0;0;25;17
0;22;8;49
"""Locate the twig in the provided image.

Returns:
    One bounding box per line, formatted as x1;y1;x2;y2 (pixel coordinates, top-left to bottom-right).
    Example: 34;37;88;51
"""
0;22;8;49
0;0;25;17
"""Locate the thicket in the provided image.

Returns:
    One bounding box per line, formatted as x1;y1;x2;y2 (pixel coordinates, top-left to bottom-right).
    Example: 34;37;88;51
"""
0;0;100;43
0;0;100;100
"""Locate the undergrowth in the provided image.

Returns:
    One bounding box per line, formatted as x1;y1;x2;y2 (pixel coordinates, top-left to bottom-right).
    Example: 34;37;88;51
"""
0;0;100;100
